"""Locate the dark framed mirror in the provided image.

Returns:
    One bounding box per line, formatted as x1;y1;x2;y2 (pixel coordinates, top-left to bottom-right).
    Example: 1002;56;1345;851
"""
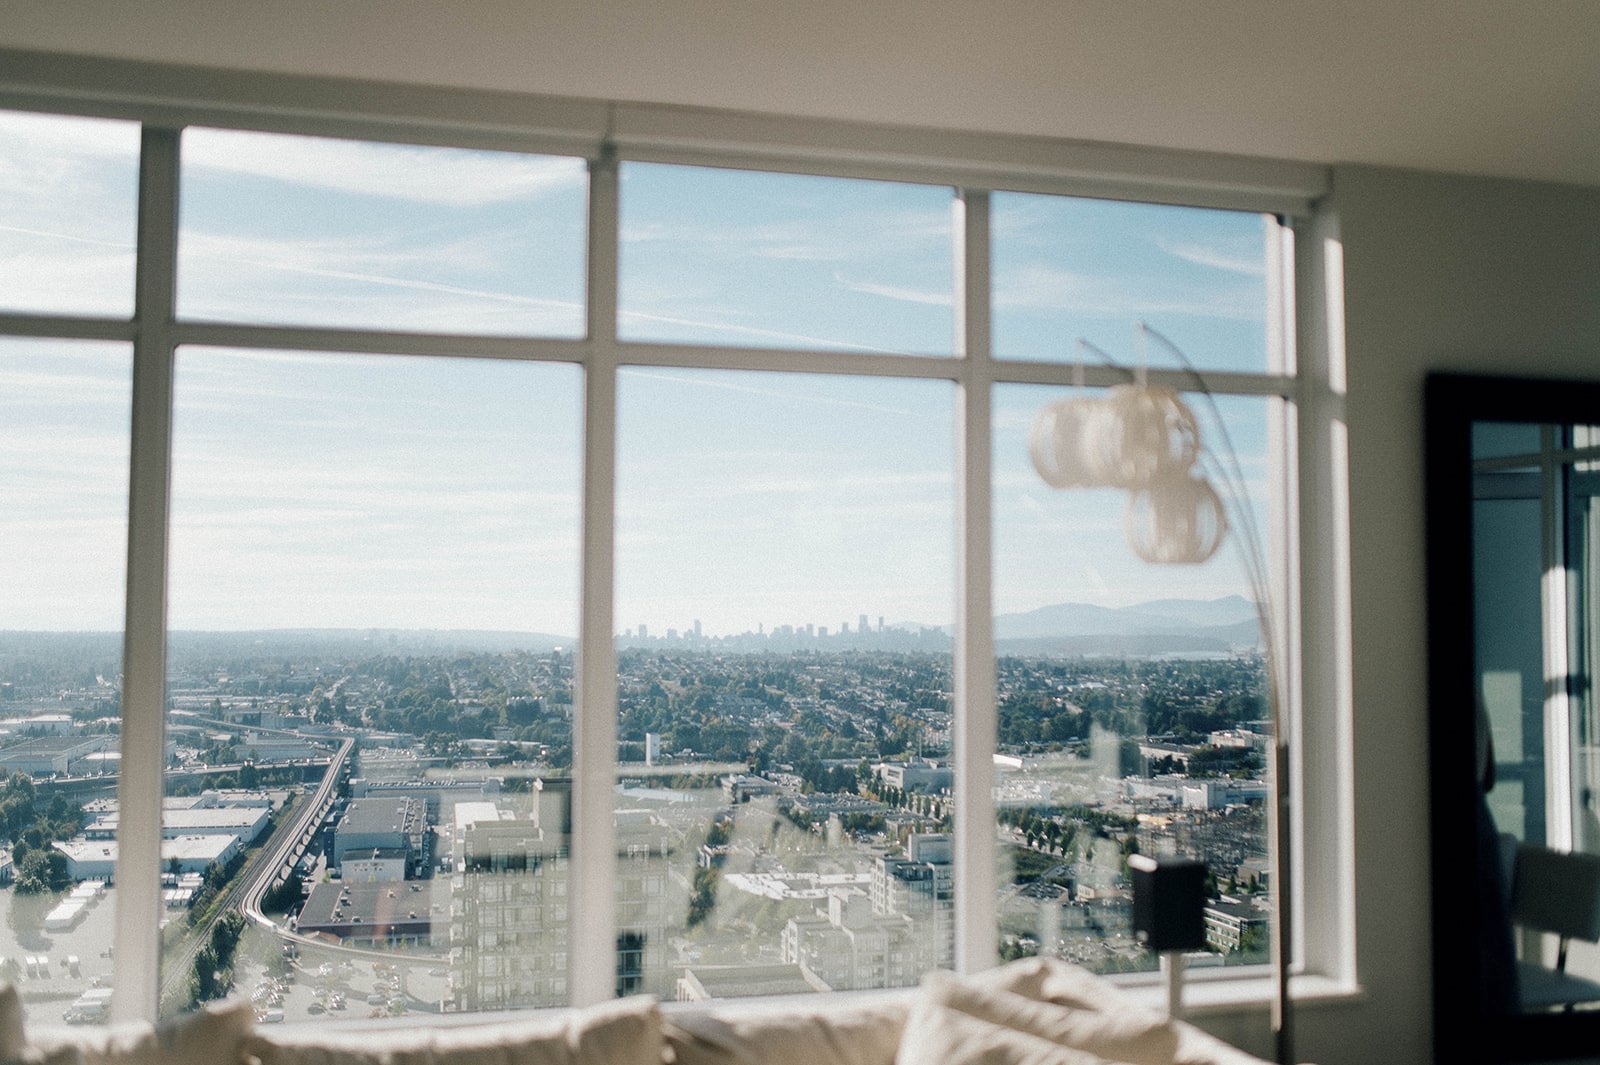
1428;373;1600;1062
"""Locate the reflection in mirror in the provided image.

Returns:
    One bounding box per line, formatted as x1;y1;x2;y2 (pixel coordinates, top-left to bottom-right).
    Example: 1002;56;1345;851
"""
1473;420;1600;1015
1424;375;1600;1062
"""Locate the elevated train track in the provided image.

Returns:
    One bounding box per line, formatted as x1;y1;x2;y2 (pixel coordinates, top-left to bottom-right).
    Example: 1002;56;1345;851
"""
158;737;352;1011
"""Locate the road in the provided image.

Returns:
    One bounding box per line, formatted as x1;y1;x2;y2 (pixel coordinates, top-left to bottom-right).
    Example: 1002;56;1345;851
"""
158;737;352;1013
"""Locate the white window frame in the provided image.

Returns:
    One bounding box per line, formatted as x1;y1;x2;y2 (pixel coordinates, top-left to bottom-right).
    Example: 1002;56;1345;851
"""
0;46;1347;1024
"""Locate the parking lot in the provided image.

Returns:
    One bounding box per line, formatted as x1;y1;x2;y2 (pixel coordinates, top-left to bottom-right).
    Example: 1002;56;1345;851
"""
0;885;119;1026
228;920;452;1025
0;885;456;1028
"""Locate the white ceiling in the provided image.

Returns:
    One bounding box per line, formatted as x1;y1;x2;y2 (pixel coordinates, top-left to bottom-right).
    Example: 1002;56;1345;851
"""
5;0;1599;187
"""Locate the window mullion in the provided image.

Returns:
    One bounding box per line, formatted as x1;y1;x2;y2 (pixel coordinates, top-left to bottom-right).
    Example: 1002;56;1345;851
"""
571;148;620;1006
953;188;997;973
1292;205;1354;986
114;124;180;1024
1264;217;1299;1056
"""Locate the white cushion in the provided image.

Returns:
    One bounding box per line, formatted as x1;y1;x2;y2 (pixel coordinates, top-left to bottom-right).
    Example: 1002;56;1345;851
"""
243;1023;430;1065
921;970;1179;1065
665;994;907;1065
245;994;660;1065
430;996;662;1065
895;979;1110;1065
969;960;1284;1065
31;999;256;1065
564;996;663;1065
968;958;1135;1014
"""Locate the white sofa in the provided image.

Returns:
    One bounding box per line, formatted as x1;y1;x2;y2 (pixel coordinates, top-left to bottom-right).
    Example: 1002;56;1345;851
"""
2;958;1289;1065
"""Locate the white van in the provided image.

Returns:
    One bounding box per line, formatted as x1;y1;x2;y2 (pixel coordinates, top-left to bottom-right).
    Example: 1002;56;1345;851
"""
63;988;112;1024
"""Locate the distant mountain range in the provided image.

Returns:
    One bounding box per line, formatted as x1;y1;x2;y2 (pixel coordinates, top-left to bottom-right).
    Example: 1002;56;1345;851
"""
991;594;1257;638
987;594;1262;656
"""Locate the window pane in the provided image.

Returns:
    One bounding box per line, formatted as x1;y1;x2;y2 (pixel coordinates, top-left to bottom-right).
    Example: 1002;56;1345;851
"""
993;384;1276;972
1468;424;1600;854
161;348;579;1020
1569;431;1600;865
1473;485;1542;846
0;338;130;1026
177;130;587;337
619;165;955;355
992;194;1272;373
1471;422;1542;463
0;111;138;318
616;369;954;998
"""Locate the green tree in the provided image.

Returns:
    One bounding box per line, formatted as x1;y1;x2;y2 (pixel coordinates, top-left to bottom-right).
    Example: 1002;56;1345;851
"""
15;848;69;894
686;866;718;929
190;911;248;1006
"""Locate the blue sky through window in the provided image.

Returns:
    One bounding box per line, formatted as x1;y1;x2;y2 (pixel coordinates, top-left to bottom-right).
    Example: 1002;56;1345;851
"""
1;114;1275;636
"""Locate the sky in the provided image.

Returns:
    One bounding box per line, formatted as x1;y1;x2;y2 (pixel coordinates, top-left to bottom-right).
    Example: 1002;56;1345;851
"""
0;111;1277;637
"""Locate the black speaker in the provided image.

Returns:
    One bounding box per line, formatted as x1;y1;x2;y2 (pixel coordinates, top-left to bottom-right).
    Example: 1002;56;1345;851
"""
1129;854;1206;952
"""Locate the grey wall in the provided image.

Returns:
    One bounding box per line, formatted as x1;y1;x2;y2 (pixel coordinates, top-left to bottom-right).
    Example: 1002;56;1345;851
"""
1291;166;1600;1065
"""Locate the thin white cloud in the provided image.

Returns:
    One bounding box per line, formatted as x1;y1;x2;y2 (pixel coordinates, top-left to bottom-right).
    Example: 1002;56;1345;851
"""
184;225;541;277
617;312;913;353
0;455;127;489
182;128;586;208
0;224;132;251
168;462;578;516
172;370;447;412
0;111;139;159
651;469;950;504
180;230;583;312
621;202;949;266
178;347;419;372
0;117;139;269
833;274;953;307
1158;240;1266;276
621;218;849;264
994;263;1259;321
619;368;930;415
0;241;135;315
0;367;129;400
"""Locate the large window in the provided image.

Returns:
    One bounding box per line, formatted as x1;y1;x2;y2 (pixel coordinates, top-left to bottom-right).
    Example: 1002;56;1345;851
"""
0;89;1322;1028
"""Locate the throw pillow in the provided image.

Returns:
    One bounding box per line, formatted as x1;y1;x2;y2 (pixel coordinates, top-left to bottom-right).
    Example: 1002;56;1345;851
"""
919;971;1178;1065
967;958;1135;1014
566;996;661;1065
247;994;661;1065
965;960;1282;1065
665;994;908;1065
244;1024;433;1065
895;982;1111;1065
32;999;255;1065
426;995;661;1065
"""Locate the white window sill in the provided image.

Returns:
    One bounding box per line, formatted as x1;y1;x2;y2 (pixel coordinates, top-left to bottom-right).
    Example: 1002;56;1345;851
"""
1115;969;1364;1016
158;966;1363;1039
